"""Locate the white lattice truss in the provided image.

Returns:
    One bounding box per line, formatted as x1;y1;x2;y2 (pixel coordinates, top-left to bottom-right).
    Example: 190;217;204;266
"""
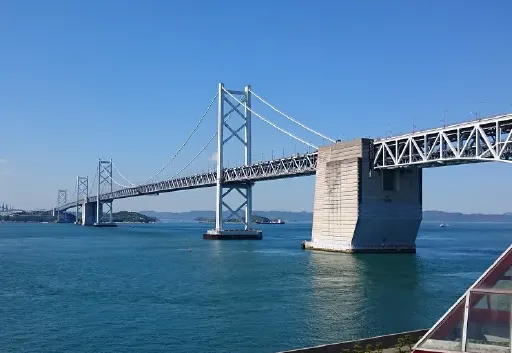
76;176;88;220
97;160;114;223
56;189;67;222
373;114;512;169
58;153;318;211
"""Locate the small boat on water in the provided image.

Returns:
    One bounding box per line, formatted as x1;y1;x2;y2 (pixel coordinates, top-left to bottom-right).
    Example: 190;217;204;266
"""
255;218;285;225
439;223;449;228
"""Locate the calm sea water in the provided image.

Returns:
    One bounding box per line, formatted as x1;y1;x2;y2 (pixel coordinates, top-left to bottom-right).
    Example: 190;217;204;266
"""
0;221;510;353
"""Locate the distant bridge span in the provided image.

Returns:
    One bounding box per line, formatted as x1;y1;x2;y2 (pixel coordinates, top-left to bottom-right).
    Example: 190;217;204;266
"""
57;153;318;211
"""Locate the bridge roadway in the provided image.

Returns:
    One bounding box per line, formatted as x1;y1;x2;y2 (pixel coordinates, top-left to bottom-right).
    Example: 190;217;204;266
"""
59;113;512;211
58;152;318;211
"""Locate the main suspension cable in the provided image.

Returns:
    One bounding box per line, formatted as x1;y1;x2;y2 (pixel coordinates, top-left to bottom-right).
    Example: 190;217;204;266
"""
141;93;218;184
251;90;335;143
112;162;136;187
222;88;318;149
108;93;218;187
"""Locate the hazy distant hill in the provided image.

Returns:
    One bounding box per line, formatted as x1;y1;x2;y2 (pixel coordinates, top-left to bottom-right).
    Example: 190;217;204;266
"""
423;211;512;222
140;210;313;222
141;210;512;223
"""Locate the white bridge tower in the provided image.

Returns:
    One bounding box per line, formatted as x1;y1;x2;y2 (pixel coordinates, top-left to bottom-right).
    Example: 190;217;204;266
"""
204;83;262;240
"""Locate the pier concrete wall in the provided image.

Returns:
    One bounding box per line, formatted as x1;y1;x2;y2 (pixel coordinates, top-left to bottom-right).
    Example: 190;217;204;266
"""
305;138;422;253
82;201;97;226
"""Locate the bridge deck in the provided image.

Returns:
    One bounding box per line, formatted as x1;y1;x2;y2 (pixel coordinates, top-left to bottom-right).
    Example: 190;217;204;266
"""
59;113;512;211
373;113;512;168
58;153;318;211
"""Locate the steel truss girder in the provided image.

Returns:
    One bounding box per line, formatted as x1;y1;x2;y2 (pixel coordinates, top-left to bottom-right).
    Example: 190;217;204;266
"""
57;152;318;211
373;113;512;169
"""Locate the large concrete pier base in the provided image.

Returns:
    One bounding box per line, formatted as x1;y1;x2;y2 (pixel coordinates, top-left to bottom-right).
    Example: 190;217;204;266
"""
81;201;97;226
81;200;117;227
304;138;422;253
203;229;262;240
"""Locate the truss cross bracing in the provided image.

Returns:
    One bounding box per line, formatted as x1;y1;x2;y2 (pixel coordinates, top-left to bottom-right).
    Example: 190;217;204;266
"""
76;176;88;223
56;189;67;222
96;160;114;224
373;114;512;169
214;83;254;231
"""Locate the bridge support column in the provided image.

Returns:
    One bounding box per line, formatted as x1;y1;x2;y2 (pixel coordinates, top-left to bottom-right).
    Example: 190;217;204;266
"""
94;159;117;227
204;83;262;240
304;138;422;253
82;201;97;226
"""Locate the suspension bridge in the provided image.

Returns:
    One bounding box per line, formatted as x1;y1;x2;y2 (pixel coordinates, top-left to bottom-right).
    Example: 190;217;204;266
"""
54;83;512;252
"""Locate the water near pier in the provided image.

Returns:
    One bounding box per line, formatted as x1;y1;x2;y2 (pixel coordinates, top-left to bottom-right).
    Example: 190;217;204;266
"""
0;222;510;353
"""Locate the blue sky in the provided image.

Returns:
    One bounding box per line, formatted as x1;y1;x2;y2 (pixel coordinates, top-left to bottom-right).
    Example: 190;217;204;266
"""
1;0;511;213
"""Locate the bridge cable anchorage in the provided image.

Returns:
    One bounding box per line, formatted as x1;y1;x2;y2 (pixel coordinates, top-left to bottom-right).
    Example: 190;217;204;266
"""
222;88;318;149
250;90;335;143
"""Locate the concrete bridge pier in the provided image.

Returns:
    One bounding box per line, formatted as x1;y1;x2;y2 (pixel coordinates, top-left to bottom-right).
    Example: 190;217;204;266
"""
94;199;117;228
79;201;116;227
304;138;422;253
81;201;97;226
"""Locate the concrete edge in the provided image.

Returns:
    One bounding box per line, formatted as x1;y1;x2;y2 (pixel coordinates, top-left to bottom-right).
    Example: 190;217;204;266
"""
302;241;416;254
276;329;429;353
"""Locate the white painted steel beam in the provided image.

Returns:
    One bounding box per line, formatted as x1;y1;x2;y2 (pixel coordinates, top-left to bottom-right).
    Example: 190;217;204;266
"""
373;113;512;169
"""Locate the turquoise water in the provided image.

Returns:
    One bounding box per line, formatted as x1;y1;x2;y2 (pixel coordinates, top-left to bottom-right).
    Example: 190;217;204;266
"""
0;221;510;353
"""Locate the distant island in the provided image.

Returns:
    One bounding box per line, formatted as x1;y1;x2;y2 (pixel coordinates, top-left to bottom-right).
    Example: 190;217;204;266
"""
4;209;512;224
141;210;512;223
194;214;281;224
112;211;158;224
141;210;312;222
1;211;158;224
422;211;512;223
1;210;57;223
